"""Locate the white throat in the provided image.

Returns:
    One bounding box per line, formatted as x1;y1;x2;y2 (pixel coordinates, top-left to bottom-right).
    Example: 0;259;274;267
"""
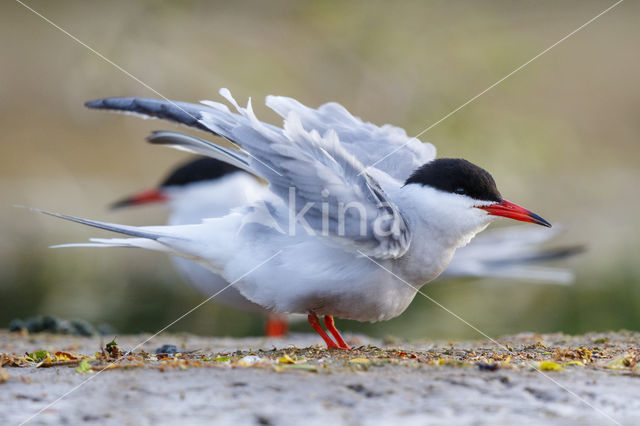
388;183;495;285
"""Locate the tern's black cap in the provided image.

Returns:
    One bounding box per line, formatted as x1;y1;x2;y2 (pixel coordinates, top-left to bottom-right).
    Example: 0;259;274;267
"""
405;158;502;202
160;157;242;188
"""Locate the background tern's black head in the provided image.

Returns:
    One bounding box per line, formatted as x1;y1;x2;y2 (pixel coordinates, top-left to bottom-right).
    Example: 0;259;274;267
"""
110;157;243;209
405;158;502;203
160;157;242;189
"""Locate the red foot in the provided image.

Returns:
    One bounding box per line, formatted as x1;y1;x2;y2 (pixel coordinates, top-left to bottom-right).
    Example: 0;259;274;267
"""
324;315;350;350
265;315;288;337
307;312;350;350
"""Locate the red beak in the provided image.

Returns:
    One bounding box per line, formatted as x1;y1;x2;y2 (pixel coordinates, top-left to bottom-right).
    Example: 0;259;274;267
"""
110;188;168;210
479;199;551;227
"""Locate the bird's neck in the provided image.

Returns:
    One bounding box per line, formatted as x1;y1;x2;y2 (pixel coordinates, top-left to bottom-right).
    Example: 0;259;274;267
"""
388;184;491;285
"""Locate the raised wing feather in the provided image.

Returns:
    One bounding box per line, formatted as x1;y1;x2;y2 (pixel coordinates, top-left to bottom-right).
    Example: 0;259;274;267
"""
266;96;436;181
146;131;255;175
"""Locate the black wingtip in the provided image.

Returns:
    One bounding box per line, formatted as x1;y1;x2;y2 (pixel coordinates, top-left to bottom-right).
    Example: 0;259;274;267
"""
82;97;210;132
84;99;105;109
536;245;586;262
490;245;586;267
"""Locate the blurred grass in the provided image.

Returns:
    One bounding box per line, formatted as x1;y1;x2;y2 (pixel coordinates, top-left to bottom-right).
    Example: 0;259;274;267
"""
1;0;639;339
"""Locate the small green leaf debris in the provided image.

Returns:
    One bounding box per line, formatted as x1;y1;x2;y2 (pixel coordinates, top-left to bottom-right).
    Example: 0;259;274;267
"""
75;359;92;374
28;350;49;362
349;358;370;364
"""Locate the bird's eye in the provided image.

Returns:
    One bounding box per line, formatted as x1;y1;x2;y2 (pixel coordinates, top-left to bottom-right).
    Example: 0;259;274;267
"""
455;188;466;194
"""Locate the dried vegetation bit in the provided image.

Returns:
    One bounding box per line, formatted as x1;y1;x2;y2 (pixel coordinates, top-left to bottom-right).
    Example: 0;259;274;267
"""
606;349;640;371
103;338;122;358
553;348;593;364
1;353;25;367
0;350;88;368
522;342;550;351
433;358;472;368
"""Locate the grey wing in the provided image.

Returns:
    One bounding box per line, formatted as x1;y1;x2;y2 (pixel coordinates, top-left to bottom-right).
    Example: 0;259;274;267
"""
443;225;582;283
266;96;436;181
86;89;411;258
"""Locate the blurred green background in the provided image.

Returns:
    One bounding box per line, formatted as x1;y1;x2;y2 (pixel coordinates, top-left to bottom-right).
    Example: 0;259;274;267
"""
1;0;638;340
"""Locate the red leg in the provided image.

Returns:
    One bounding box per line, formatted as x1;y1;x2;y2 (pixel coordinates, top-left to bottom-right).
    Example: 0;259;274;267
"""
265;315;288;337
307;313;340;349
324;315;350;350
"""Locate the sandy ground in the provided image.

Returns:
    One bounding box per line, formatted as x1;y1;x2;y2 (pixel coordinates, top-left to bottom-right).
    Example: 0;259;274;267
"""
1;330;640;426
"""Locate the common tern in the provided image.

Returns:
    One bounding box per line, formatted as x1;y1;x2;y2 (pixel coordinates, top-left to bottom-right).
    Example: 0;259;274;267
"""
35;89;556;350
110;143;576;336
